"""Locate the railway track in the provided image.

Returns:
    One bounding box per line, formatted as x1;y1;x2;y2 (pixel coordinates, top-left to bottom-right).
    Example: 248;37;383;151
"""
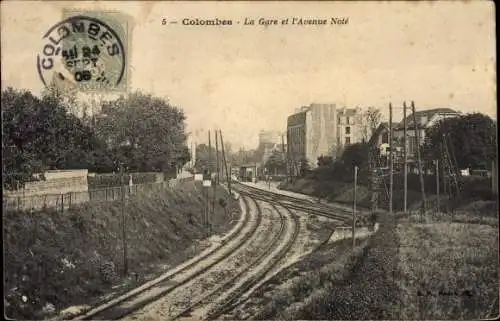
205;205;300;321
67;182;342;321
233;182;356;222
168;202;299;321
69;195;261;320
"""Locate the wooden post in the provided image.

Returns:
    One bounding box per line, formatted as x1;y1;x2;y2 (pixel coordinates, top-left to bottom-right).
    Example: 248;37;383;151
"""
389;103;393;214
219;130;232;218
61;193;64;213
352;165;358;249
436;160;440;213
215;130;220;185
412;101;427;219
403;101;408;213
120;165;128;275
208;130;212;234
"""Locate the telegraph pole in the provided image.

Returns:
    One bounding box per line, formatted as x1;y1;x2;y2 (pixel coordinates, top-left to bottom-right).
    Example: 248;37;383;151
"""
436;159;440;213
352;165;358;249
412;101;427;218
403;101;408;213
120;163;128;275
219;130;231;190
389;103;393;214
207;130;212;234
219;130;232;218
215;130;220;185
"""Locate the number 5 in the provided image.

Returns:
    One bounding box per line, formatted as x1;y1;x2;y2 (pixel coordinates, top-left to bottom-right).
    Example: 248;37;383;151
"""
162;18;167;25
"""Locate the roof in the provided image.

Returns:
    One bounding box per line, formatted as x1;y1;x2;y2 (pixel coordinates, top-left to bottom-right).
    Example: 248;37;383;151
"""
368;122;399;145
395;108;459;129
337;107;358;117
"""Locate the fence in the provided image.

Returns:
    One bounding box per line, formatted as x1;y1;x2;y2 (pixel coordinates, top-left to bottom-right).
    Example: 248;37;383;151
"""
3;176;194;212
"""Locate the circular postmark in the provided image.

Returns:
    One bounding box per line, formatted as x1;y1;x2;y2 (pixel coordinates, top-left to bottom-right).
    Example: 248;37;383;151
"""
37;15;126;92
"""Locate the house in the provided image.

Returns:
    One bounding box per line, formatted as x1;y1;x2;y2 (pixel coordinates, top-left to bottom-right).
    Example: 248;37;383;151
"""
393;108;461;159
368;122;400;154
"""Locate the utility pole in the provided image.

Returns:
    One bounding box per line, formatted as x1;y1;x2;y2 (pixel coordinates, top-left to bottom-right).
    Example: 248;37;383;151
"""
352;165;358;249
436;159;440;213
215;130;220;185
207;130;212;234
220;130;235;219
403;101;408;213
412;101;427;218
389;103;393;214
219;130;232;194
219;130;230;186
120;163;128;275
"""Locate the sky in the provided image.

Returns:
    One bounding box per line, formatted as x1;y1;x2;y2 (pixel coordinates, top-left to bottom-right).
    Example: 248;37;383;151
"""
1;1;496;150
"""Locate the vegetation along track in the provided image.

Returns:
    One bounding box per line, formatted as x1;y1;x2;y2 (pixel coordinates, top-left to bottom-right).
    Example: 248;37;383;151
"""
168;201;300;321
70;194;261;320
233;182;356;222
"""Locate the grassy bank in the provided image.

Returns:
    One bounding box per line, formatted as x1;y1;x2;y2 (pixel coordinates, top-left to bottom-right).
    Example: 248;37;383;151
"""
279;175;496;214
246;212;399;320
396;218;499;319
245;208;498;319
4;181;239;320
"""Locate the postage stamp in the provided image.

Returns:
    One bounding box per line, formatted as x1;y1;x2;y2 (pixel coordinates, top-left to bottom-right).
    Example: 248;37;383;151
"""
37;11;129;92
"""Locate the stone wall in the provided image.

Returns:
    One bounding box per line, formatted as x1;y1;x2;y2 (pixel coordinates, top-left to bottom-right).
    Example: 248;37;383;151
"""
4;170;88;197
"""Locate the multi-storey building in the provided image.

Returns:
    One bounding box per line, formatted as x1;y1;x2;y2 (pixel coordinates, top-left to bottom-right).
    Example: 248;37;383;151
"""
287;103;337;174
286;104;373;175
336;107;371;150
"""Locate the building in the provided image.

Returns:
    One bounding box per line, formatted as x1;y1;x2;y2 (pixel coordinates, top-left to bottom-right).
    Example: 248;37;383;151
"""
287;103;337;174
393;108;461;159
368;122;401;167
286;103;373;175
369;122;400;154
336;107;371;150
258;130;286;164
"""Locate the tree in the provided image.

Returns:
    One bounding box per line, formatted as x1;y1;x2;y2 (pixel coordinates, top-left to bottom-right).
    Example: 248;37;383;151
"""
264;150;286;175
95;91;190;173
317;155;333;167
423;113;497;170
340;142;370;168
299;157;311;177
2;87;98;190
194;143;216;172
363;107;382;141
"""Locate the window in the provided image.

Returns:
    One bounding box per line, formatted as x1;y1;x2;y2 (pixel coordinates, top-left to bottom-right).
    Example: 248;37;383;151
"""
345;137;351;145
345;126;351;135
346;116;350;124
